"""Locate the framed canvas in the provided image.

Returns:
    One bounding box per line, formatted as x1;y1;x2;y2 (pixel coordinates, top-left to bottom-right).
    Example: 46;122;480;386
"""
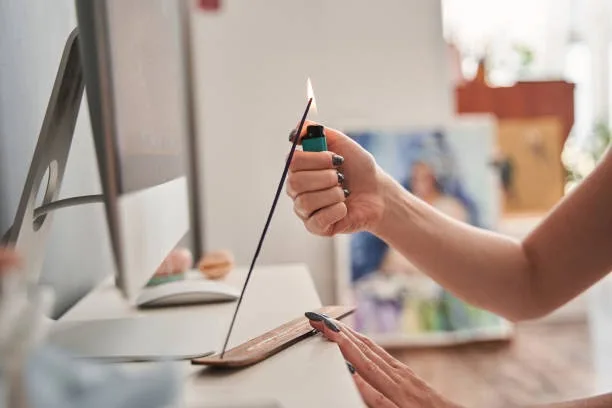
497;117;565;214
334;115;513;347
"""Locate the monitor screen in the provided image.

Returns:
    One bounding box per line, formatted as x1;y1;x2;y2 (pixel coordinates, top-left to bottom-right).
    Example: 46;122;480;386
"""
76;0;202;299
106;0;189;193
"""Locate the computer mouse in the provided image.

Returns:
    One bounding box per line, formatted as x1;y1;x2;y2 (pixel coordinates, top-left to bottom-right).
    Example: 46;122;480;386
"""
136;279;240;308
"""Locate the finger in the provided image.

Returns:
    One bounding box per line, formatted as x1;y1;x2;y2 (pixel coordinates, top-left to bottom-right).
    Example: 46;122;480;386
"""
309;320;325;332
286;169;343;198
308;320;338;343
304;202;347;236
353;373;400;408
290;150;345;172
332;321;405;383
293;205;307;221
294;187;346;219
0;249;21;272
311;317;402;400
338;320;408;372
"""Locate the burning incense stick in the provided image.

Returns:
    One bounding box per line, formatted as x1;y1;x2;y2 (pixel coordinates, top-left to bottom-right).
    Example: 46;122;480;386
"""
220;97;313;358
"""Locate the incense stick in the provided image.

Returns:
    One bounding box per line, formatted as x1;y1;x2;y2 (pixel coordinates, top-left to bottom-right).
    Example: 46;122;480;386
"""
220;98;313;358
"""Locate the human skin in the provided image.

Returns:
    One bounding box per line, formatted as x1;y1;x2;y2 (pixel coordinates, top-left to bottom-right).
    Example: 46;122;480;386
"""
0;248;21;273
288;120;612;408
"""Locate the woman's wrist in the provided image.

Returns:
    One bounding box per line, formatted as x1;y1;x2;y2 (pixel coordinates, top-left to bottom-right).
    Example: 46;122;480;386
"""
369;168;414;240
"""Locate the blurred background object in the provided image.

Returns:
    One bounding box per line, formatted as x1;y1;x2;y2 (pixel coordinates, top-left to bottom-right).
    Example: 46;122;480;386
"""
198;250;234;280
335;118;511;348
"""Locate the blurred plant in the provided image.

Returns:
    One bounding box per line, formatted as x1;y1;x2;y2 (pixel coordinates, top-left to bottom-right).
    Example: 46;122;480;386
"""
513;43;534;74
591;121;612;160
563;120;612;193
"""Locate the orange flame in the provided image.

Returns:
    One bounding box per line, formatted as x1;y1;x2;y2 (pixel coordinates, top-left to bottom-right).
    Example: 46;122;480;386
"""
307;77;317;114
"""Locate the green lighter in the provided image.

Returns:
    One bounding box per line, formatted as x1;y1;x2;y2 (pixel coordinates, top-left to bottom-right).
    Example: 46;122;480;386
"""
301;125;328;152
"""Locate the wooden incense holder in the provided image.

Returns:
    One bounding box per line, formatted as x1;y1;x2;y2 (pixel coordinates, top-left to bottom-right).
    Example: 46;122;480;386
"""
192;305;355;368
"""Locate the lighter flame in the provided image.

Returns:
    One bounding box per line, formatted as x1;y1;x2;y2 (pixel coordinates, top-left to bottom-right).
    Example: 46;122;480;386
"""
307;77;317;113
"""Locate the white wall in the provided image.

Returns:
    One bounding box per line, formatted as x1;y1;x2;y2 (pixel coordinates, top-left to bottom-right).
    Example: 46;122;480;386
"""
192;0;452;303
0;0;114;317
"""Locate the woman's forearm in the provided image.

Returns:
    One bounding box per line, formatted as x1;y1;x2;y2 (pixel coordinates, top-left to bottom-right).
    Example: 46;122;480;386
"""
370;145;612;321
371;173;539;321
370;149;612;321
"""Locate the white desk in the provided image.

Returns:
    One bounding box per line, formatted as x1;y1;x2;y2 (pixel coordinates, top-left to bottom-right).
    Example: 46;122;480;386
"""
59;263;364;408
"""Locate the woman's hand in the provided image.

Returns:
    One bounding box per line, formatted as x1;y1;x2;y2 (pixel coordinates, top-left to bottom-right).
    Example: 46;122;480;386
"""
0;248;21;273
287;121;387;236
305;311;460;408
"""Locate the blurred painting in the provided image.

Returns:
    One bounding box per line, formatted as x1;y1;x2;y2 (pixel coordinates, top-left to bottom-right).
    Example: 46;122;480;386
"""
497;117;565;214
341;119;512;346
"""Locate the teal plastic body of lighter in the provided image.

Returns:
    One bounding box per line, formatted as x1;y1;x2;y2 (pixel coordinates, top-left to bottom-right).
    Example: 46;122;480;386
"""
302;125;328;152
302;137;327;152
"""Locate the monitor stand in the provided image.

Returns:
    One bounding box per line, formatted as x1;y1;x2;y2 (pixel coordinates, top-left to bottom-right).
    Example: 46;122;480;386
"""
47;313;217;362
6;29;216;362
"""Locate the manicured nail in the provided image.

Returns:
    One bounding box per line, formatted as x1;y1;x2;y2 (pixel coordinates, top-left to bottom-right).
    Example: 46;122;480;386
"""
332;154;344;167
305;311;326;322
337;172;345;183
343;188;351;198
289;129;298;142
347;362;356;374
323;318;340;333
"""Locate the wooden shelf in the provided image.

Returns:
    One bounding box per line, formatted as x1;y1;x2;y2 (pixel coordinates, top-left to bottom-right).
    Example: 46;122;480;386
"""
456;79;575;147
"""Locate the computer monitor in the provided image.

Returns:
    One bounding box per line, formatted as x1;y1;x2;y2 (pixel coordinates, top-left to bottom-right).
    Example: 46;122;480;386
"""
75;0;204;300
4;0;218;361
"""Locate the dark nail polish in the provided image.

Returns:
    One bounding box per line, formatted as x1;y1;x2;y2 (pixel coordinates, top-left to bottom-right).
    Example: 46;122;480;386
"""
323;318;340;333
289;129;297;142
347;362;356;374
343;189;351;198
337;172;345;183
332;154;344;167
305;311;326;322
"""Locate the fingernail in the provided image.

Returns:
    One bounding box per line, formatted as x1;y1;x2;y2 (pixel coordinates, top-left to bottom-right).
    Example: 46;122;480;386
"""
323;318;341;333
332;154;344;167
347;362;356;374
289;129;297;142
305;311;327;322
343;188;351;198
337;172;345;183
